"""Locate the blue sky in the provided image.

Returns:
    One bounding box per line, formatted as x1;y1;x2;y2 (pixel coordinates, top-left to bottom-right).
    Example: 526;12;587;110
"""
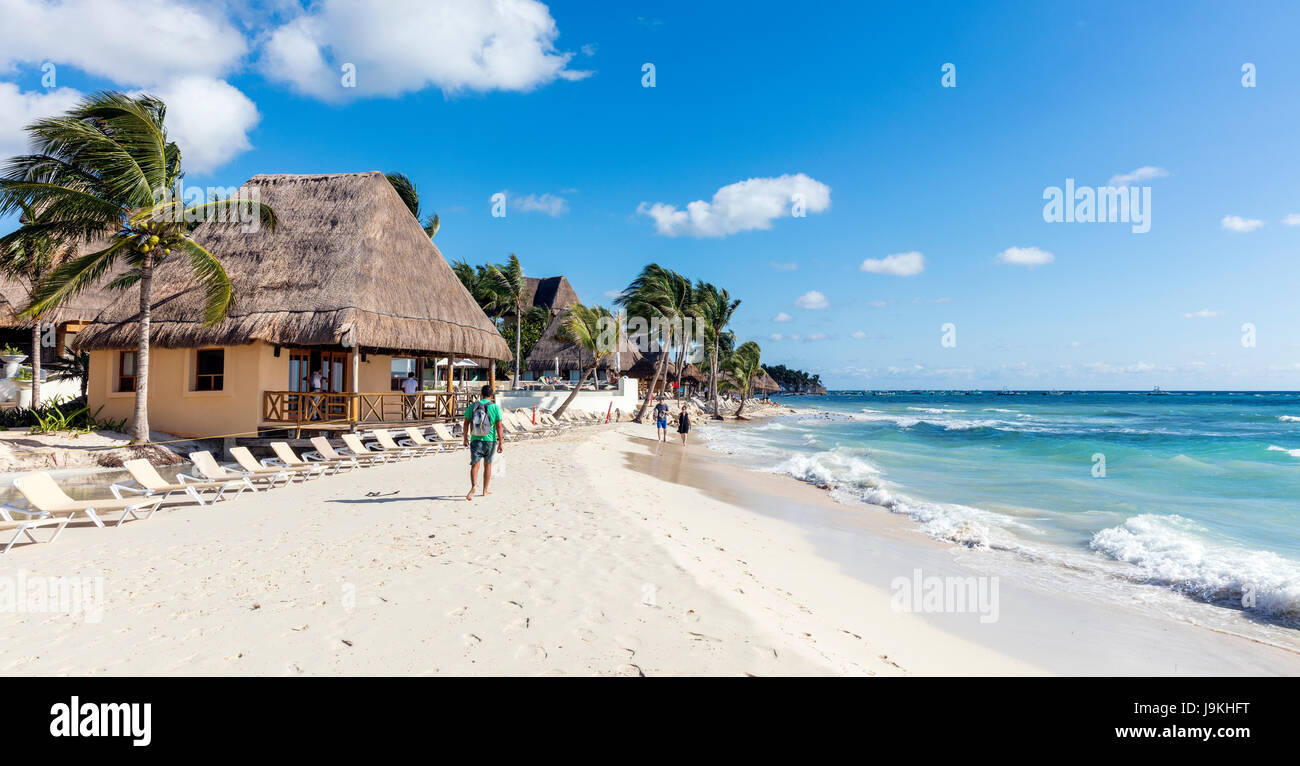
2;0;1298;389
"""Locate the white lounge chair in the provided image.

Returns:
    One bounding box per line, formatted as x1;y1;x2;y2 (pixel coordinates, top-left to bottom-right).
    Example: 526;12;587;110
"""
367;429;419;459
307;436;378;467
401;426;449;453
0;507;73;553
9;471;164;541
111;458;250;505
229;446;315;484
188;451;272;490
340;434;391;464
429;424;466;448
270;441;356;474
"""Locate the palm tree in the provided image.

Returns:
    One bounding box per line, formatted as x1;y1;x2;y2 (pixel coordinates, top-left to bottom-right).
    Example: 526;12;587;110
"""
694;281;740;418
0;200;75;408
385;172;440;237
669;273;695;397
0;91;276;443
719;340;763;418
552;303;614;417
45;349;90;399
617;264;682;422
486;253;526;388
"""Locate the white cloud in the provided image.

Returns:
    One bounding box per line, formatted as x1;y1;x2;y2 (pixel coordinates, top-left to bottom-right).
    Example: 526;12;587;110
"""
769;333;784;341
864;300;888;308
0;0;247;84
0;1;258;171
851;330;867;339
772;312;792;322
996;246;1054;267
602;289;622;300
794;291;829;310
0;83;82;159
860;251;924;276
769;261;798;271
1282;214;1300;226
149;76;260;173
1107;166;1168;187
1221;215;1264;233
261;0;589;101
1184;309;1222;319
805;332;827;341
514;192;569;216
637;173;831;237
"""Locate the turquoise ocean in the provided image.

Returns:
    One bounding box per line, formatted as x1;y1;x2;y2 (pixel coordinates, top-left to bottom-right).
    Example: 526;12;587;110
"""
702;391;1300;639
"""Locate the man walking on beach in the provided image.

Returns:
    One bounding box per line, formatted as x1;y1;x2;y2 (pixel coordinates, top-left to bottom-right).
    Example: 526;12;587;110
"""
463;384;503;500
654;396;670;442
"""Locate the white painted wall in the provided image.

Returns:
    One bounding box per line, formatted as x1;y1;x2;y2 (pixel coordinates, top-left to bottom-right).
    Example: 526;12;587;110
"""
497;376;639;418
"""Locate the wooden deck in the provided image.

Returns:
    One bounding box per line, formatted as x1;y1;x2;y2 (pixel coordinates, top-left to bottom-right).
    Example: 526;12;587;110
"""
261;390;472;435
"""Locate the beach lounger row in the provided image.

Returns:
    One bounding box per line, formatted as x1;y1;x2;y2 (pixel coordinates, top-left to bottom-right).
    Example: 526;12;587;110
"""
1;417;608;553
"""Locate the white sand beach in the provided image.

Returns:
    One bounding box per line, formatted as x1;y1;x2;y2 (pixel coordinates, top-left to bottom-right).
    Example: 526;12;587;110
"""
2;419;1298;676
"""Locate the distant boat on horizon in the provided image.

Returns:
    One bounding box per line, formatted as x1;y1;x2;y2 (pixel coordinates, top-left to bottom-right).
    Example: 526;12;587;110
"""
1149;386;1170;396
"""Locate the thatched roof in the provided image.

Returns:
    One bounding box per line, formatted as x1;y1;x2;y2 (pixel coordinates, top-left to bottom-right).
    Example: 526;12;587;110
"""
74;172;510;360
524;307;643;372
624;351;674;379
0;239;127;328
679;363;706;384
520;276;578;315
753;370;781;393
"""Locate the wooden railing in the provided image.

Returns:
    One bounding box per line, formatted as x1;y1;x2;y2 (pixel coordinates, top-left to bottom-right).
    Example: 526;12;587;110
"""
262;391;472;427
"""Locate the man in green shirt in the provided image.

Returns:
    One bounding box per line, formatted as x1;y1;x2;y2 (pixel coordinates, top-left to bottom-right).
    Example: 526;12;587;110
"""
462;384;504;500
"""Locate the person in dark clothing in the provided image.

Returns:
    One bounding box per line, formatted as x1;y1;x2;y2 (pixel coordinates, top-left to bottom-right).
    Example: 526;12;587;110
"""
677;407;691;446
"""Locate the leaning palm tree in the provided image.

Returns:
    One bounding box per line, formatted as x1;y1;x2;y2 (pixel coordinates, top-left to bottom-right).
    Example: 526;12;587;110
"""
0;200;75;408
552;303;614;417
694;281;740;417
617;264;682;422
719;340;763;418
45;349;90;400
0;91;276;443
385;172;439;237
486;253;527;388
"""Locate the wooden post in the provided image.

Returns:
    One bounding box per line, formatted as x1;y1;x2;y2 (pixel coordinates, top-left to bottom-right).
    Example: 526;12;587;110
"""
351;347;360;424
488;356;496;392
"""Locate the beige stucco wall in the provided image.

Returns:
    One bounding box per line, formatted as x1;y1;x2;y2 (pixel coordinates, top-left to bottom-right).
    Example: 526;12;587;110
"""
87;343;422;438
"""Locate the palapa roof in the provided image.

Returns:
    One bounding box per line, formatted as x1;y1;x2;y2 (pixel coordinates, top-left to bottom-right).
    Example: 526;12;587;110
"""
679;363;707;384
74;172;510;360
0;238;126;327
752;370;781;393
524;307;643;372
520;276;579;315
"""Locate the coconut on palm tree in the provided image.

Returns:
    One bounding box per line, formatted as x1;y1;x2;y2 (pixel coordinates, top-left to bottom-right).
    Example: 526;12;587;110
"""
551;303;615;417
0;91;276;443
0;200;77;409
694;281;740;418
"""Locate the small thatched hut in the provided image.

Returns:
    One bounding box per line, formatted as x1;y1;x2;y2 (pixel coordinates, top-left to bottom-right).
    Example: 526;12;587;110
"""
0;260;124;361
519;275;579;316
524;306;643;384
74;171;510;437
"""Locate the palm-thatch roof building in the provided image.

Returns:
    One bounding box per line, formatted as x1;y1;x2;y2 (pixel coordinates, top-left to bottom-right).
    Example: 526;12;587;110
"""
0;265;123;361
75;171;510;438
523;306;643;384
519;275;579;315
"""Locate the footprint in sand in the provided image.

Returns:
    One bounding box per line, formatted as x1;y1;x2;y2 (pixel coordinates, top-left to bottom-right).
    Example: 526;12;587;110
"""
504;617;530;634
462;633;481;646
476;584;494;596
573;627;597;643
446;606;468;620
515;644;547;662
615;663;645;677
